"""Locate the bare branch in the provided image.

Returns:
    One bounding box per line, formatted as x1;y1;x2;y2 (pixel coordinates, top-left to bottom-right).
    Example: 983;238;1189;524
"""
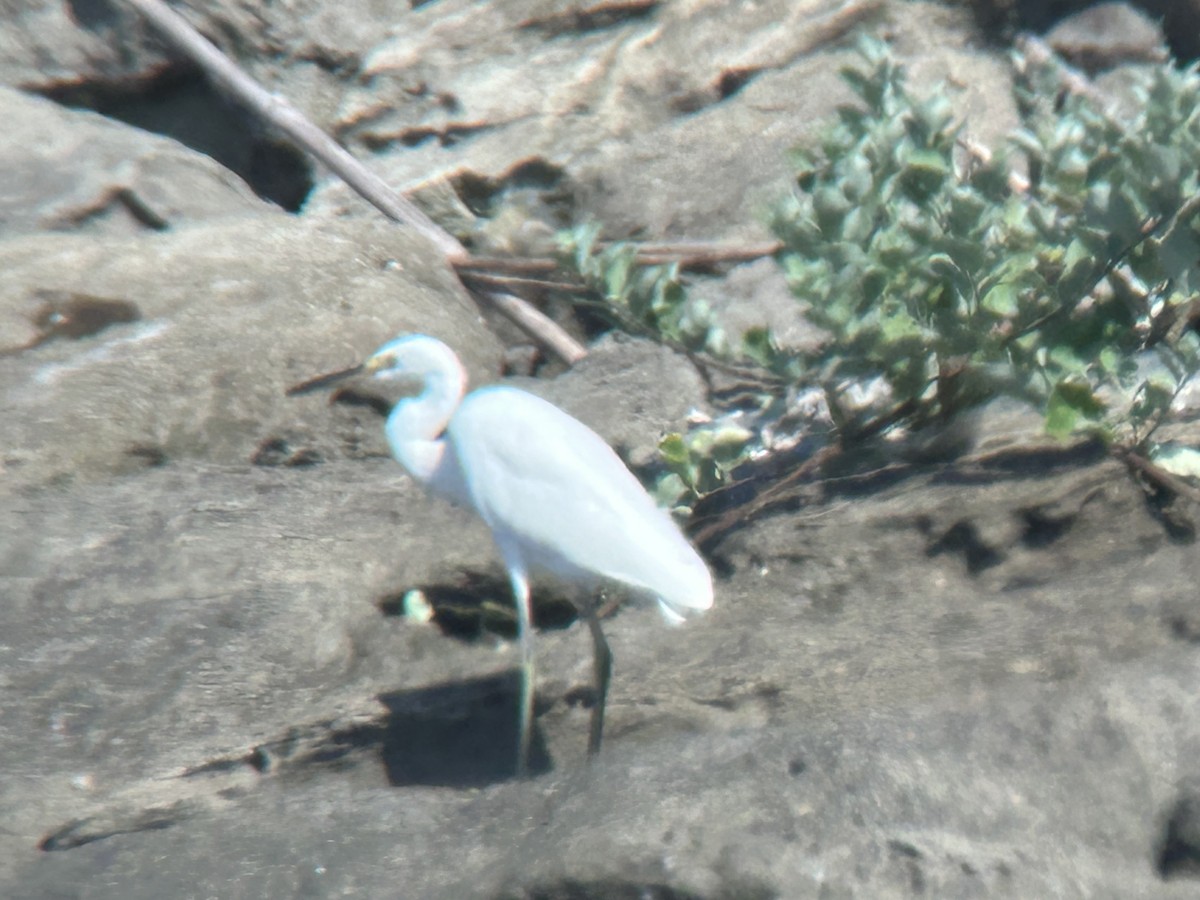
458;271;586;293
619;240;782;267
457;240;781;276
123;0;462;259
1122;448;1200;507
483;291;586;364
121;0;587;364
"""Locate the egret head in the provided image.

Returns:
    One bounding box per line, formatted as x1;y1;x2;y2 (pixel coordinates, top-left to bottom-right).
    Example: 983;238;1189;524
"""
363;334;467;396
285;333;467;399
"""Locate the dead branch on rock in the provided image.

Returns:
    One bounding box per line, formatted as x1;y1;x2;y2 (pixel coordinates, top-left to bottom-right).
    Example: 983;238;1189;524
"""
457;271;586;294
1121;448;1200;508
122;0;587;365
122;0;457;257
457;240;782;277
614;240;783;268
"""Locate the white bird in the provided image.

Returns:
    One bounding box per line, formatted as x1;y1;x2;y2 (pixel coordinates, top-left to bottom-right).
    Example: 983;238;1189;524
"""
291;334;713;775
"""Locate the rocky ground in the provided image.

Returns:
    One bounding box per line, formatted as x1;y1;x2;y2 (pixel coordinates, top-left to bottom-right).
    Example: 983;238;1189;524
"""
3;1;1200;897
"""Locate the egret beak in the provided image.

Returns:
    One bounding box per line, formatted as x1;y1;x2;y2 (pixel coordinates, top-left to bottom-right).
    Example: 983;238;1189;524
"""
285;362;366;396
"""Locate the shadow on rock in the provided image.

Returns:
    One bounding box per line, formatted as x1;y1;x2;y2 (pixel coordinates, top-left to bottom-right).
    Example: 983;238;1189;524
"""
376;672;551;786
379;571;580;643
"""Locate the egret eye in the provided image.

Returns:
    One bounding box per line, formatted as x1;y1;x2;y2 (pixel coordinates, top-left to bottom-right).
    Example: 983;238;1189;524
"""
366;352;393;374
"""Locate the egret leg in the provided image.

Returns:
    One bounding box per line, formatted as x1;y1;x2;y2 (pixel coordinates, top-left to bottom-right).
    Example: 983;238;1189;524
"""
583;608;612;757
509;568;535;777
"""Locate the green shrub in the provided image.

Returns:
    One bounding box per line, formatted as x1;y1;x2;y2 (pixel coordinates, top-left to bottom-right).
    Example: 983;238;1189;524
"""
772;38;1200;445
557;222;724;355
562;39;1200;508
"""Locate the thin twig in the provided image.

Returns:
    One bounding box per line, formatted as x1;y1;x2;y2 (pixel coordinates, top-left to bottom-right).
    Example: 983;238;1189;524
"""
1121;448;1200;507
690;443;840;550
482;291;585;364
689;394;923;550
122;0;587;365
1148;190;1200;255
683;351;787;387
456;239;782;276
123;0;461;258
458;271;586;293
455;256;560;275
612;240;782;267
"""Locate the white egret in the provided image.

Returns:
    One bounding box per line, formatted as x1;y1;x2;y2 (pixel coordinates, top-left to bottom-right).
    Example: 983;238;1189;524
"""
291;334;713;775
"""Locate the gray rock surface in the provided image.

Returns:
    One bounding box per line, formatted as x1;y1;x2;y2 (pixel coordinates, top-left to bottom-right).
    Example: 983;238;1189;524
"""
2;1;1199;899
5;454;1200;898
0;215;496;491
313;0;1018;246
1046;1;1170;71
0;86;270;238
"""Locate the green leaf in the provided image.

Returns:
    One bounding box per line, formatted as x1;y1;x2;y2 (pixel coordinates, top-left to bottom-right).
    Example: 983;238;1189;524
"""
1045;388;1080;438
876;305;923;342
1061;237;1091;273
1097;345;1120;376
840;67;869;98
981;282;1019;316
602;248;635;303
658;433;690;468
652;472;689;509
1056;237;1099;301
1047;343;1090;377
901;149;951;201
742;327;777;368
709;425;754;463
1045;379;1106;438
1131;379;1175;423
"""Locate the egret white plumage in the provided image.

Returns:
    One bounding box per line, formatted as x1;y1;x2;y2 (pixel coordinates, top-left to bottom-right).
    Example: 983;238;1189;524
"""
292;334;713;775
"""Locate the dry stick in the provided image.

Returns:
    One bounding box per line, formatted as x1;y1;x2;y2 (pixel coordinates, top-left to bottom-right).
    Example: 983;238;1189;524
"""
455;256;562;275
627;242;782;267
1122;449;1200;508
122;0;587;365
459;271;586;293
456;239;783;276
604;239;782;266
482;289;584;358
123;0;456;257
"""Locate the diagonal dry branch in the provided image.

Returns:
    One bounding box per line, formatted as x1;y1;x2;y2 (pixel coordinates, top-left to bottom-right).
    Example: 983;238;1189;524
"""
123;0;460;258
122;0;588;364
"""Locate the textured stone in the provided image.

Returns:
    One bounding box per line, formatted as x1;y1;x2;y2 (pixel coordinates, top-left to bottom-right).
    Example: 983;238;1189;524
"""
2;1;1198;898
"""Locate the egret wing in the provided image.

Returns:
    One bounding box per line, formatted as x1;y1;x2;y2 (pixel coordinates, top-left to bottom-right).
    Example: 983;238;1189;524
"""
448;386;711;614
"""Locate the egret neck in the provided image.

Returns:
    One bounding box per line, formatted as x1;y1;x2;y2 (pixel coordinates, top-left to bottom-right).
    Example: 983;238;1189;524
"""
377;343;467;485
